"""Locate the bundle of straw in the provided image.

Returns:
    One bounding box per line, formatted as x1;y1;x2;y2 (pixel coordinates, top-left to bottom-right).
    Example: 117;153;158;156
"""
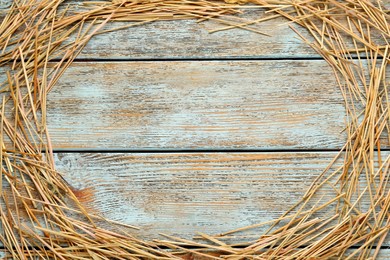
0;0;389;259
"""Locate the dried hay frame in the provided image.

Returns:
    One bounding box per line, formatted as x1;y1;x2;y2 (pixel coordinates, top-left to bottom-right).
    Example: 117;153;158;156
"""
0;0;389;259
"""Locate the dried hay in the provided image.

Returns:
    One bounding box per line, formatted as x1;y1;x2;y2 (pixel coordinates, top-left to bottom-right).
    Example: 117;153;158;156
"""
0;0;389;259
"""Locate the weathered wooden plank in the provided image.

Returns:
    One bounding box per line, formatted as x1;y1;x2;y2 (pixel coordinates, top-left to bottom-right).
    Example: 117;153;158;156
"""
1;2;389;60
47;60;348;150
55;152;390;244
54;152;370;242
2;3;390;61
4;4;316;60
77;9;316;59
74;0;390;60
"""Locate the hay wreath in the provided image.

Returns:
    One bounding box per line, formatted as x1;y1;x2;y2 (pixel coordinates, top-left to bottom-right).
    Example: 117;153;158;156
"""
0;0;389;258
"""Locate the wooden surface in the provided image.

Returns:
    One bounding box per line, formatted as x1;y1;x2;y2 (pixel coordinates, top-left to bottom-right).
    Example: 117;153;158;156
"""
48;60;347;150
4;1;388;255
55;152;387;242
77;10;316;59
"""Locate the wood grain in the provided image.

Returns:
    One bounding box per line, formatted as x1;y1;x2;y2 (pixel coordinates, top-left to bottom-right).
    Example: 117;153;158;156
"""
77;10;316;59
72;2;389;60
1;3;389;60
54;152;388;243
47;60;349;150
1;4;316;60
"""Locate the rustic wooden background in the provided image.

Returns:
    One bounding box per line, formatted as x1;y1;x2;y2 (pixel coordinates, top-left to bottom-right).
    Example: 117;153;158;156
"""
52;11;344;238
2;1;390;258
